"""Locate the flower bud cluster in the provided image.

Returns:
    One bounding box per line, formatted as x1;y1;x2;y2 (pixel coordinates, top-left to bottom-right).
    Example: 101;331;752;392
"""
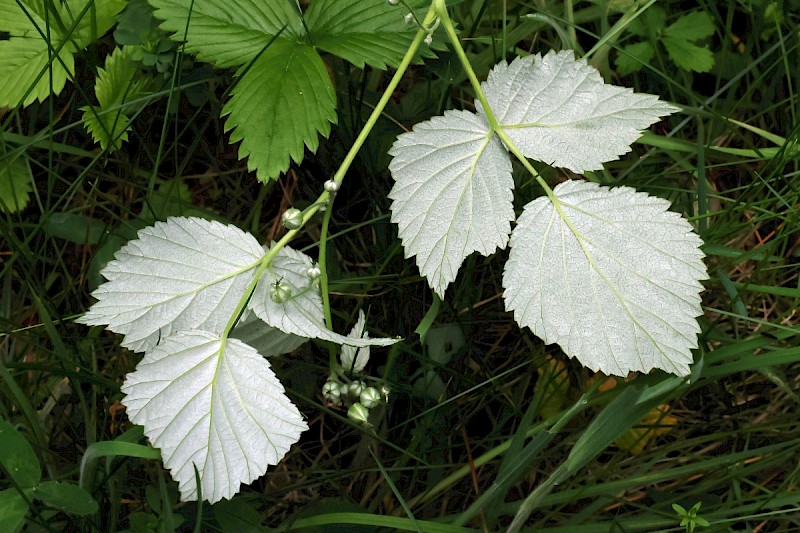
322;376;388;425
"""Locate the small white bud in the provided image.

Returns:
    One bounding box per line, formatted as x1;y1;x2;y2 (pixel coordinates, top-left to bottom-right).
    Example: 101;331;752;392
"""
348;380;366;398
360;387;381;408
281;208;303;230
347;402;370;424
404;13;414;24
269;280;292;303
338;382;350;397
307;265;321;280
386;0;399;5
381;385;390;402
323;180;339;193
424;33;433;46
322;379;341;403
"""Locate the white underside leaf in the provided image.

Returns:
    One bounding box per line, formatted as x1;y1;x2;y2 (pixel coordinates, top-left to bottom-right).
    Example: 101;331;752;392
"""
481;51;679;172
340;309;370;372
503;181;707;376
78;217;265;352
389;110;514;297
121;331;307;503
250;246;398;347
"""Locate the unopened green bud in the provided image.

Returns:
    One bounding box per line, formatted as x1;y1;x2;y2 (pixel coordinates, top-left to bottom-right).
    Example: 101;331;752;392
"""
322;379;341;403
269;280;292;303
281;208;303;230
348;380;366;397
348;402;370;424
360;387;381;408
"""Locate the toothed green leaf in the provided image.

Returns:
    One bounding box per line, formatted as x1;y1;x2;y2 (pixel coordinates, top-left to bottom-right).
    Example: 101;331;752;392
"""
0;0;124;108
147;0;303;68
0;152;33;213
222;40;336;182
305;0;432;69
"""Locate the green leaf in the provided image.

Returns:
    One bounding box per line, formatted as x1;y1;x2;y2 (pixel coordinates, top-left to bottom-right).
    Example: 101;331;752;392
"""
0;418;41;487
615;41;654;76
148;0;303;68
82;46;155;151
223;40;336;182
663;11;715;42
662;36;714;73
0;488;31;533
0;0;125;108
0;152;33;213
305;0;429;69
45;213;108;244
34;481;99;515
661;11;715;73
214;497;266;533
627;5;665;37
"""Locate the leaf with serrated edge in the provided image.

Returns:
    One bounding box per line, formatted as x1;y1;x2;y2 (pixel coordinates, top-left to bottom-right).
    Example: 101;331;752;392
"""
121;331;307;503
340;309;370;372
78;217;265;352
223;40;336;182
305;0;431;70
481;51;678;173
503;181;707;376
0;154;33;213
0;0;124;107
250;246;398;347
148;0;303;68
389;110;514;297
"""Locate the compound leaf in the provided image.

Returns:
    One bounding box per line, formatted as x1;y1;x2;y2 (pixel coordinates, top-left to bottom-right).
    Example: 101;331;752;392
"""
0;153;33;213
663;11;715;42
503;181;707;377
389;110;514;297
305;0;430;70
482;51;678;173
148;0;303;68
0;0;124;108
223;39;336;183
78;217;265;353
121;331;307;503
662;11;715;73
340;309;370;373
250;246;398;347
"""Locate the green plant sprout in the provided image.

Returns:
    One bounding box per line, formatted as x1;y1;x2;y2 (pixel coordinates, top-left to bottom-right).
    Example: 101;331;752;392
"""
673;501;711;533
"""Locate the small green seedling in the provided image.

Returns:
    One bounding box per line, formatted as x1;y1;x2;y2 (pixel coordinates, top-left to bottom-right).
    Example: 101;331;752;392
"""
672;501;711;533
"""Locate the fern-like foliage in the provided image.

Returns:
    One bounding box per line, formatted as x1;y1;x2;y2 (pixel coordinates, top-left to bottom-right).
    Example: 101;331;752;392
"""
147;0;432;182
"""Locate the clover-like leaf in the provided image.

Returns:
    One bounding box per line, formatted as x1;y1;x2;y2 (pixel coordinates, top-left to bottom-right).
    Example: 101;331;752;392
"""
121;331;307;503
223;39;337;183
503;180;707;377
389;110;514;297
0;0;125;108
482;51;678;172
78;217;265;352
250;246;398;347
340;309;370;373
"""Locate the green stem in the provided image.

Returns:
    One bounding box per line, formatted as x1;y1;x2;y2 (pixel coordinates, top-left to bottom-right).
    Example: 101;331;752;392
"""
433;0;557;202
221;5;439;343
